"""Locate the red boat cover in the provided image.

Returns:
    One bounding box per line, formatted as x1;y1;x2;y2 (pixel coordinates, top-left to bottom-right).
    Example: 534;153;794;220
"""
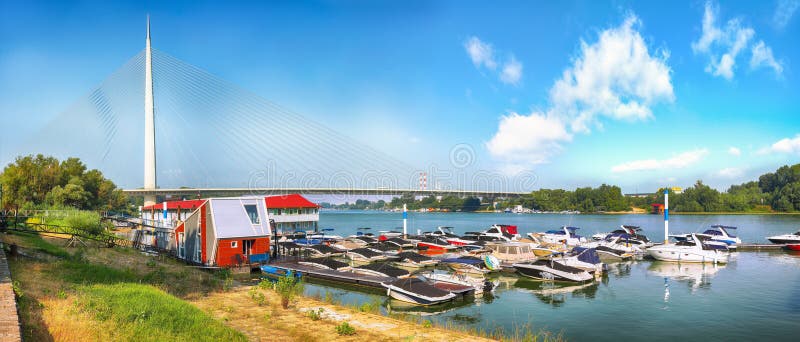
500;225;518;235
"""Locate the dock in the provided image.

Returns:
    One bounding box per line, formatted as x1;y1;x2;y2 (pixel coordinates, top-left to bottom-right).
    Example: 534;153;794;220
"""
736;243;788;251
270;261;393;288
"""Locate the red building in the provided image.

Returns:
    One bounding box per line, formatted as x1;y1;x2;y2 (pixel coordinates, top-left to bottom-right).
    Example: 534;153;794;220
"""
140;194;320;267
651;203;665;214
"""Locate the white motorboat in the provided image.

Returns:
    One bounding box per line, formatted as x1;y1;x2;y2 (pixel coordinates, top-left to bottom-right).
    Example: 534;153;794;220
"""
537;226;587;246
646;234;729;263
382;278;457;305
464;224;520;242
767;229;800;244
419;271;494;295
701;225;742;245
425;226;478;246
512;259;594;282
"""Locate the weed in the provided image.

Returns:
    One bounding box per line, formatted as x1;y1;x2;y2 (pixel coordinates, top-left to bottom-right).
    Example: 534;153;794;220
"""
422;320;432;329
57;289;67;299
307;308;324;321
335;322;356;336
12;280;23;298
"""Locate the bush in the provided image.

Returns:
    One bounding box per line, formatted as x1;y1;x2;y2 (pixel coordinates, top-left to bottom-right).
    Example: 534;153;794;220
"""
307;308;324;321
335;322;356;336
273;274;303;309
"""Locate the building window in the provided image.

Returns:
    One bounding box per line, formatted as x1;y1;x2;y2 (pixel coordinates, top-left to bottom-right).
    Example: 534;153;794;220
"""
244;204;260;224
231;241;238;248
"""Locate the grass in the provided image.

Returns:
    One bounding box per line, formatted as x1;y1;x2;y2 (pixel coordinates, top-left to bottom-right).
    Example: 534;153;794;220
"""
2;232;242;341
70;283;245;341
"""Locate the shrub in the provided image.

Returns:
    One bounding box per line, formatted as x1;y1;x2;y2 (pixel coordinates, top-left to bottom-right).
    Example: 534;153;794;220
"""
273;274;303;309
307;308;324;321
335;322;356;336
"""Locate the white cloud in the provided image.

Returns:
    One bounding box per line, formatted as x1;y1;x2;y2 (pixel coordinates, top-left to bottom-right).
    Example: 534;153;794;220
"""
764;134;800;154
550;15;674;133
728;146;741;156
750;41;784;76
487;14;673;166
774;0;800;29
500;56;523;85
717;167;744;178
692;1;782;79
486;112;572;164
464;36;497;70
611;148;709;173
465;37;524;85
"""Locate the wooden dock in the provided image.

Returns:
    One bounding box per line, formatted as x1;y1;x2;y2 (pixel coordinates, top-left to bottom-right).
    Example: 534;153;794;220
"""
736;243;788;251
0;249;21;342
270;261;393;288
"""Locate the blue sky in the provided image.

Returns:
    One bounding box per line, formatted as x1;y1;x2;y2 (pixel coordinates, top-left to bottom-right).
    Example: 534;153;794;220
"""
1;0;799;193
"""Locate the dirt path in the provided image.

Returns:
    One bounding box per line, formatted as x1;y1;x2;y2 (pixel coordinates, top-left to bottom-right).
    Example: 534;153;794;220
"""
191;287;493;342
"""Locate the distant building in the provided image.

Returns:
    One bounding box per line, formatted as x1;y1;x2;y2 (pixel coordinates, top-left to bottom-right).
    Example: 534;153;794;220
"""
670;186;683;194
624;193;653;198
651;203;665;215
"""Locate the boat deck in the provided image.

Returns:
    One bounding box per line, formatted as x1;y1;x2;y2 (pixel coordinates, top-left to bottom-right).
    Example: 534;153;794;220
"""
270;261;393;288
429;282;475;295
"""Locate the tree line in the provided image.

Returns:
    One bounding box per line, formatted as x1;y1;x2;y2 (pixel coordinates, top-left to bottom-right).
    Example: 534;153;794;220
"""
0;154;129;212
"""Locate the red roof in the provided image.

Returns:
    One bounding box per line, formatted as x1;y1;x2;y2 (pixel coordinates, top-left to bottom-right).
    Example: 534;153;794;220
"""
265;194;319;209
651;203;664;208
142;199;206;211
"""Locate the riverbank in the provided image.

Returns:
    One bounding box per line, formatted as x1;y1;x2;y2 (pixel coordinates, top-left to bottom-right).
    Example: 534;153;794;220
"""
0;231;556;341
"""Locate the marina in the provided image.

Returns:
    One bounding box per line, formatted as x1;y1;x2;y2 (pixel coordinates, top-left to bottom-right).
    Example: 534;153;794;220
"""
261;211;800;341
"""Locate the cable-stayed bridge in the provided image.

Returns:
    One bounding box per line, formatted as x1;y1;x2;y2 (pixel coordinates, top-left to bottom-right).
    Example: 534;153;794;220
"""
13;19;529;202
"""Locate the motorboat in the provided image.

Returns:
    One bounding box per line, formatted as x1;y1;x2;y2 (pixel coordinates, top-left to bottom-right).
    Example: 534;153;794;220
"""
299;244;344;257
521;234;570;257
512;259;594;282
382;278;457;305
537;226;587;246
646;234;729;263
464;224;520;242
584;233;649;255
425;226;478;246
378;230;403;239
354;227;374;237
354;262;410;278
767;229;800;244
419;271;495;295
558;247;605;275
394;251;439;268
345;248;389;262
441;256;493;275
382;237;414;248
785;244;800;251
416;236;457;252
308;228;343;241
701;225;742;245
593;245;634;262
298;257;351;271
670;233;733;251
483;242;538;263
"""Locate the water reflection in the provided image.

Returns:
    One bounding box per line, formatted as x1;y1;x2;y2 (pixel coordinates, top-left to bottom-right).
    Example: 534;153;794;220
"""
513;279;599;307
647;261;725;292
386;297;475;316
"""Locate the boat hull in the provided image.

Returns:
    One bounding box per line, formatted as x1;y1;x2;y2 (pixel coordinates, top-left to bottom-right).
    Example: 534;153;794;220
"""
646;247;728;263
512;262;593;283
768;238;800;244
785;244;800;251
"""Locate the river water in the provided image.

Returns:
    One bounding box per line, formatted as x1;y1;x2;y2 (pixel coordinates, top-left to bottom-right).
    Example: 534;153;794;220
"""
300;211;800;341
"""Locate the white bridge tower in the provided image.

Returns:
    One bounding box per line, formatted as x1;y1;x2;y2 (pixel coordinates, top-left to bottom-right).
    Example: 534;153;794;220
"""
143;15;157;207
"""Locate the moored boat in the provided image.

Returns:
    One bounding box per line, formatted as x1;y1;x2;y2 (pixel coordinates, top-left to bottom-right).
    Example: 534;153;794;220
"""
538;226;587;246
298;257;351;271
484;242;538;263
354;262;410;278
382;278;457;305
785;244;800;251
512;259;594;282
647;234;729;263
767;230;800;244
394;251;439;268
419;271;495;295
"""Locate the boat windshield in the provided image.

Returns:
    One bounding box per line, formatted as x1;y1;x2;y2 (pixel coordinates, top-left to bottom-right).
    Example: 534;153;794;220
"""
545;230;565;235
702;229;723;236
